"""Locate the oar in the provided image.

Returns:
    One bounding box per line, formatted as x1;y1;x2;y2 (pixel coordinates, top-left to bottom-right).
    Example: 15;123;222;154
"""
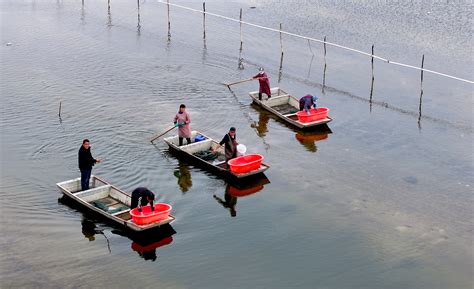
150;124;178;143
225;78;254;87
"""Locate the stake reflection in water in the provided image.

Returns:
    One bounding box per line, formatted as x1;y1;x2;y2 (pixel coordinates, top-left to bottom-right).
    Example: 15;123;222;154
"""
137;0;141;36
107;4;112;28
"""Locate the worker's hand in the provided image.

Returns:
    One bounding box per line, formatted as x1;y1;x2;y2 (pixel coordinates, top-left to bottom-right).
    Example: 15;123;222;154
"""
96;159;102;163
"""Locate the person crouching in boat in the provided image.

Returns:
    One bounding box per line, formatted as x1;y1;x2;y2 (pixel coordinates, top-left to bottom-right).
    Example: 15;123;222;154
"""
252;67;271;101
131;187;155;212
173;104;191;146
299;94;318;115
213;127;239;162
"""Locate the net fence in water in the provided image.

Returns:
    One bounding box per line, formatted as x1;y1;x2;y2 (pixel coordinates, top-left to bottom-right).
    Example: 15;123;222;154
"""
157;0;473;84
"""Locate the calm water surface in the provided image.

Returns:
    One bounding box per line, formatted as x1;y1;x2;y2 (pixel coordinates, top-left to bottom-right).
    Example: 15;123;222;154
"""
1;1;472;288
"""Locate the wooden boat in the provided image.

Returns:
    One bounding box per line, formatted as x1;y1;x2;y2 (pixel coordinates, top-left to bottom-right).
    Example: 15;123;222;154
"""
249;87;332;129
56;175;175;232
163;131;269;179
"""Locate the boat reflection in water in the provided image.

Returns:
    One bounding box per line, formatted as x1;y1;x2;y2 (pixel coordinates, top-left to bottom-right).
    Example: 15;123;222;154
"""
294;125;332;153
213;176;270;217
81;218;176;262
127;226;175;262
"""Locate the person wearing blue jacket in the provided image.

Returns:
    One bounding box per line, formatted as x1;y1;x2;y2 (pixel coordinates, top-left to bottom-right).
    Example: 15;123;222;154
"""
299;94;318;114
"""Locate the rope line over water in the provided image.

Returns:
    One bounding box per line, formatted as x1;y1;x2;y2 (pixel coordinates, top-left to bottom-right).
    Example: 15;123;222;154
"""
156;0;473;84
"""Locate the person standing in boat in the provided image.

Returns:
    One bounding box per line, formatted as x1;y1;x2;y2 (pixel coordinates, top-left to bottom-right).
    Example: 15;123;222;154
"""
78;139;101;191
173;104;192;146
130;187;155;212
252;67;271;101
299;94;318;114
213;127;239;162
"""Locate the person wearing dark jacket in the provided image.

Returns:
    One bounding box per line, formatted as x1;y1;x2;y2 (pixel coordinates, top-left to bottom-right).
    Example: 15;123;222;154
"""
78;139;100;191
212;127;239;162
131;187;155;211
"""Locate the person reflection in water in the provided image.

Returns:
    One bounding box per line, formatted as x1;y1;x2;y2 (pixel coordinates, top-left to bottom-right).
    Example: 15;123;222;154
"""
81;219;101;242
174;162;192;193
135;249;157;262
251;110;269;138
213;186;237;217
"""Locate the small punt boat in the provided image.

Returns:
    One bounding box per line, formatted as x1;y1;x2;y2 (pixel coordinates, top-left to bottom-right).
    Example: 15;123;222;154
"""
163;131;269;180
249;87;332;129
57;175;175;232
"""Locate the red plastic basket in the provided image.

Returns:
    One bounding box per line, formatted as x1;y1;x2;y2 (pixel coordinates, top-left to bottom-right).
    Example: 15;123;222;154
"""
227;154;264;174
296;107;329;123
129;203;172;225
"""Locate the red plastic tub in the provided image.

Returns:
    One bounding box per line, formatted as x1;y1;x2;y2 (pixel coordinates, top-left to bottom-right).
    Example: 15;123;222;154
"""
227;154;264;174
129;203;172;225
296;107;329;123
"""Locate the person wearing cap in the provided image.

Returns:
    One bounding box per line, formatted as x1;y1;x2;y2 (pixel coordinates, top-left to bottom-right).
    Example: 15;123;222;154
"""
213;127;239;162
299;94;318;114
252;68;271;101
173;104;192;146
78;139;101;191
130;187;155;211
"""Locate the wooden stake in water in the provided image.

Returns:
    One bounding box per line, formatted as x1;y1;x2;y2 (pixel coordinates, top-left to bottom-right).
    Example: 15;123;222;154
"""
239;8;243;52
418;54;425;123
278;23;284;83
322;36;327;93
108;0;110;12
202;2;206;41
370;44;375;111
167;0;171;41
58;101;62;118
323;35;327;58
238;8;244;69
